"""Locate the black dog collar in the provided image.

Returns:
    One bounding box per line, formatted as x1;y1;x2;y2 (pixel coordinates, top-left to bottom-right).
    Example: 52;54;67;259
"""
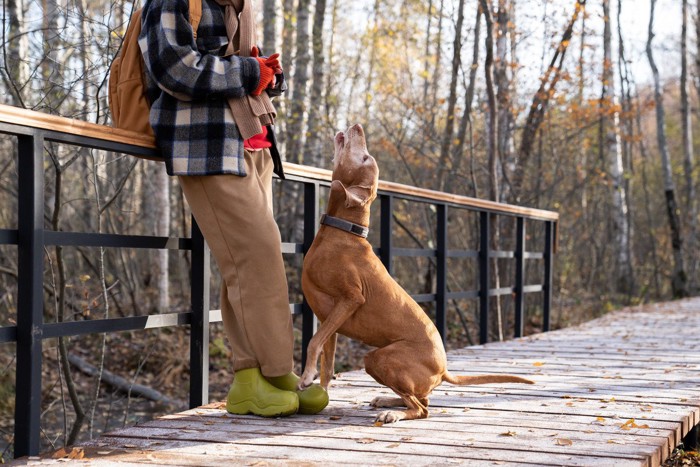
320;214;369;239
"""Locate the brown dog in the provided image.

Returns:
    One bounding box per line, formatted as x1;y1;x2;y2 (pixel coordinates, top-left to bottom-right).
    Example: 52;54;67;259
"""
298;124;534;423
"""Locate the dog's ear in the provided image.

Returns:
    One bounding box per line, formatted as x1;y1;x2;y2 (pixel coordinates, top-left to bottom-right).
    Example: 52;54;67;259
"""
330;180;373;209
343;185;373;208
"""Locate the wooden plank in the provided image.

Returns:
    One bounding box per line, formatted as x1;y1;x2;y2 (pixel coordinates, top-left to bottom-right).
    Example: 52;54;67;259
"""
80;435;644;466
19;298;700;467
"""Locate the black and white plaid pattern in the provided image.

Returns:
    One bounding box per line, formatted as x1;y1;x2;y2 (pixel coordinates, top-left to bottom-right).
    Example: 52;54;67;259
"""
139;0;260;175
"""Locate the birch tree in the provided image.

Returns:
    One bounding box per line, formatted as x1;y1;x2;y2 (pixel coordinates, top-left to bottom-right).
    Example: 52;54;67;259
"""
646;0;688;298
601;0;632;296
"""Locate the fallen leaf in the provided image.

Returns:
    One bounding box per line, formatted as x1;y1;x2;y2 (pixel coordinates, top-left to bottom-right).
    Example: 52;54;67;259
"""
329;415;342;421
357;438;376;444
607;439;625;444
533;362;545;367
386;443;401;448
596;416;606;422
314;419;328;424
555;438;573;446
373;421;384;427
499;431;517;437
620;418;648;430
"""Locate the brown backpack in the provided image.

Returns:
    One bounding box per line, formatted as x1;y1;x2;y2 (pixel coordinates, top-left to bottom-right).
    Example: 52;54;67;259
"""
108;1;202;136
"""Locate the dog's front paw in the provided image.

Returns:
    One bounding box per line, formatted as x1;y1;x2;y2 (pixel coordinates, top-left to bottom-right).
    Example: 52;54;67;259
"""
375;410;406;424
297;371;316;391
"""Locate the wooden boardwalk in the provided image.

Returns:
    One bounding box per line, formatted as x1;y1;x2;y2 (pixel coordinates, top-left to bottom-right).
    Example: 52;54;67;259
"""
17;299;700;466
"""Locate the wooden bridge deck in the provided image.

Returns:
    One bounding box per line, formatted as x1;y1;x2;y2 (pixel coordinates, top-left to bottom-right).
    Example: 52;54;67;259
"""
18;299;700;466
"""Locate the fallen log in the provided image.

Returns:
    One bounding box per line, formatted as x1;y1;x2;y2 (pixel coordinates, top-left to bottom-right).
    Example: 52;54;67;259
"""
68;354;186;407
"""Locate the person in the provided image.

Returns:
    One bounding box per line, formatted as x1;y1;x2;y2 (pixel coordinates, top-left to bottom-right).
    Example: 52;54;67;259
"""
138;0;328;417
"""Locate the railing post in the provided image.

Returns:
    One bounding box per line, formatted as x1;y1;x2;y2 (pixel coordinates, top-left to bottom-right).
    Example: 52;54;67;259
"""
380;195;393;275
301;182;319;371
543;220;554;332
514;217;526;338
14;134;45;457
436;204;447;343
479;211;490;345
189;217;210;408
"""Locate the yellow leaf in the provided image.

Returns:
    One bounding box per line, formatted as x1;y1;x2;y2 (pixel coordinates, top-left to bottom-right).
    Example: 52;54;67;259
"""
373;421;384;427
79;274;91;282
533;362;545;367
555;438;573;446
596;416;606;422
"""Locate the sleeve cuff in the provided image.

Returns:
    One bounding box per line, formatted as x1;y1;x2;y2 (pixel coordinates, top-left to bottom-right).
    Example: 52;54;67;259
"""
241;57;260;95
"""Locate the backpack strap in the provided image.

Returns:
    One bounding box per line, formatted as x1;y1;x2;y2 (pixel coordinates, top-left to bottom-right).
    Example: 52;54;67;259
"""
189;0;203;39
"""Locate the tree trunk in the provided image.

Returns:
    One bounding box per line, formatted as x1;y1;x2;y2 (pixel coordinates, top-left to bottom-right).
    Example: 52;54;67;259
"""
155;169;170;313
601;0;633;297
437;0;466;191
262;0;277;55
496;0;514;202
286;0;311;164
279;0;296;151
478;0;498;203
646;0;688;298
3;0;30;106
680;0;697;291
513;0;585;202
302;0;327;167
447;6;482;195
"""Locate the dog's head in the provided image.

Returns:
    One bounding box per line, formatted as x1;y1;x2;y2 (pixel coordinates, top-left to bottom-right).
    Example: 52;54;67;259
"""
330;124;378;210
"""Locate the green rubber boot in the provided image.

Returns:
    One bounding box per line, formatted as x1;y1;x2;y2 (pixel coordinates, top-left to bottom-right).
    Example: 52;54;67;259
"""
266;372;329;415
226;368;299;417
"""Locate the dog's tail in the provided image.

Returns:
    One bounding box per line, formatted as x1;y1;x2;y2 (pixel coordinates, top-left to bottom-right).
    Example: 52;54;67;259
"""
442;371;534;386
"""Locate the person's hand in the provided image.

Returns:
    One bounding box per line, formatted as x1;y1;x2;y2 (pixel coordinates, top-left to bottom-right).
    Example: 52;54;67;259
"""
251;47;282;96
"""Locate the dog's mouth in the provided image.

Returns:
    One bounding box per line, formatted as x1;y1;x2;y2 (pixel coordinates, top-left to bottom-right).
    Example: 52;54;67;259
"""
333;124;368;164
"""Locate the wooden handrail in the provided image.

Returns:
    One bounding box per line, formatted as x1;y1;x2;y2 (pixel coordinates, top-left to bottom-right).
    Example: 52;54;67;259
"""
0;103;558;221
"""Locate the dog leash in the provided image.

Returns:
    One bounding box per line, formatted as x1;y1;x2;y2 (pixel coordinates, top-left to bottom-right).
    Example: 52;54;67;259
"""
320;214;369;238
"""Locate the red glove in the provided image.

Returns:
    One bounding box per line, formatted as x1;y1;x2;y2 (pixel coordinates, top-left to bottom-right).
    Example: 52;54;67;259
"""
251;47;282;96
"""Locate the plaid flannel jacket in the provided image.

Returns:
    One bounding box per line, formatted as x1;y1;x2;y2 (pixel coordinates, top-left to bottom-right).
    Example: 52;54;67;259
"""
139;0;261;176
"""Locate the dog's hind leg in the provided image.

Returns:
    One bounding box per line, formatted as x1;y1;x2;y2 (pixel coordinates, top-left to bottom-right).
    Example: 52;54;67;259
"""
370;396;404;408
365;344;436;423
375;394;428;423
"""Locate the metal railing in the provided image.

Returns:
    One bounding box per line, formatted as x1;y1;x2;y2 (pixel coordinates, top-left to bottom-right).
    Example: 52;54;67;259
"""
0;104;558;458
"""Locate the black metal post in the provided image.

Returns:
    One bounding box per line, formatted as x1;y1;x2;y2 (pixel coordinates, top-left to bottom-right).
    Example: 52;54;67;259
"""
380;195;394;275
543;221;554;332
436;204;447;343
514;217;526;338
14;134;45;457
479;211;490;345
683;424;699;449
301;182;319;371
189;217;210;408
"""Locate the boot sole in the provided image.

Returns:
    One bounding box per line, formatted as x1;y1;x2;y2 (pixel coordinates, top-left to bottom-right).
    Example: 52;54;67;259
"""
226;400;298;418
